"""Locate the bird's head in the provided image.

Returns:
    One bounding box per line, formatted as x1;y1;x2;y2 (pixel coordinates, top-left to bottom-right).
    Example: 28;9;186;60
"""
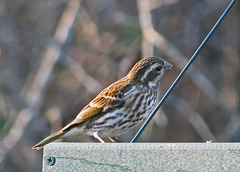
127;56;172;88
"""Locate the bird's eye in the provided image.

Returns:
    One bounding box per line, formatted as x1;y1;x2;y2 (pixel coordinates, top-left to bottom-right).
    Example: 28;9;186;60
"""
156;66;162;71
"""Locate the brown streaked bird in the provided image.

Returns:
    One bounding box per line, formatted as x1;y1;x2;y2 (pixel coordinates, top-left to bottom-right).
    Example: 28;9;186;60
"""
33;56;172;150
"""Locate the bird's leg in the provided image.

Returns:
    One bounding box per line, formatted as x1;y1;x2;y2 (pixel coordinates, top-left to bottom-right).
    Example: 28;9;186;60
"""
93;132;105;143
109;137;121;142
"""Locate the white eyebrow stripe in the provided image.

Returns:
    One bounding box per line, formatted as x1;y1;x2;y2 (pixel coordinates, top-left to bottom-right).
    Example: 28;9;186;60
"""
140;63;159;82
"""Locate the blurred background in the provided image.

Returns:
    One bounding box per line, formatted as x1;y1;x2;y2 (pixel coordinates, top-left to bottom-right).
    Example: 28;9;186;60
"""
0;0;239;171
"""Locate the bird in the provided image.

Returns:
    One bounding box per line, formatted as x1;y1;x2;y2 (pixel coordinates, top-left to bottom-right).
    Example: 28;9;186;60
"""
32;56;172;150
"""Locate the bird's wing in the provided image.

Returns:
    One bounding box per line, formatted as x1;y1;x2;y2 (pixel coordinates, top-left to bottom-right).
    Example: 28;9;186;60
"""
62;79;133;132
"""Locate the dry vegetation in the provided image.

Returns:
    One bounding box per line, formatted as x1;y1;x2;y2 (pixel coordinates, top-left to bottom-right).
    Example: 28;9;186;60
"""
0;0;239;171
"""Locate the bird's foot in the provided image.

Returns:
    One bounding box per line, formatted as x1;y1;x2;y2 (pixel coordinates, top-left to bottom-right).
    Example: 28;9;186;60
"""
109;137;121;142
93;132;105;143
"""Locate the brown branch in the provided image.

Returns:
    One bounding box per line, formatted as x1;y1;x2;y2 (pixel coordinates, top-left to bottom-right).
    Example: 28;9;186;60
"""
167;94;216;141
65;54;103;94
137;0;219;102
0;0;81;164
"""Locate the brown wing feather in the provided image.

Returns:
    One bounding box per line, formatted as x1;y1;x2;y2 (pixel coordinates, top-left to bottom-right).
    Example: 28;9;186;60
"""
62;77;133;131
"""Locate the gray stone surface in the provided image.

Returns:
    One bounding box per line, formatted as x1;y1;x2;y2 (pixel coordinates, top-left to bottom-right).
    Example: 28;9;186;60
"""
43;143;240;171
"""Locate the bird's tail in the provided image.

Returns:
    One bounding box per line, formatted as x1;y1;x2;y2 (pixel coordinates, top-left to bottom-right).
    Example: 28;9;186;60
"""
32;130;65;150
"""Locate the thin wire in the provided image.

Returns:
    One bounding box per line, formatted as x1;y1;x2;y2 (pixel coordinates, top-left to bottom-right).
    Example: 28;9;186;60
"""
131;0;237;143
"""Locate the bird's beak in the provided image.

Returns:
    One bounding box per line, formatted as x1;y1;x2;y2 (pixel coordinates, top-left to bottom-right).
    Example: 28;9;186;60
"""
164;62;173;70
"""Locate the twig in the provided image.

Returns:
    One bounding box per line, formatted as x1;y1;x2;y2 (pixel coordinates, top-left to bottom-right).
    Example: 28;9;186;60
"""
167;94;216;141
137;0;239;119
134;0;236;142
137;0;219;104
0;0;81;164
63;54;103;94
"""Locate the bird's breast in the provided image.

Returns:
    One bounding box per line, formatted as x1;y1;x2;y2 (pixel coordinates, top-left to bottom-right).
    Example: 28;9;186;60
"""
85;89;157;137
